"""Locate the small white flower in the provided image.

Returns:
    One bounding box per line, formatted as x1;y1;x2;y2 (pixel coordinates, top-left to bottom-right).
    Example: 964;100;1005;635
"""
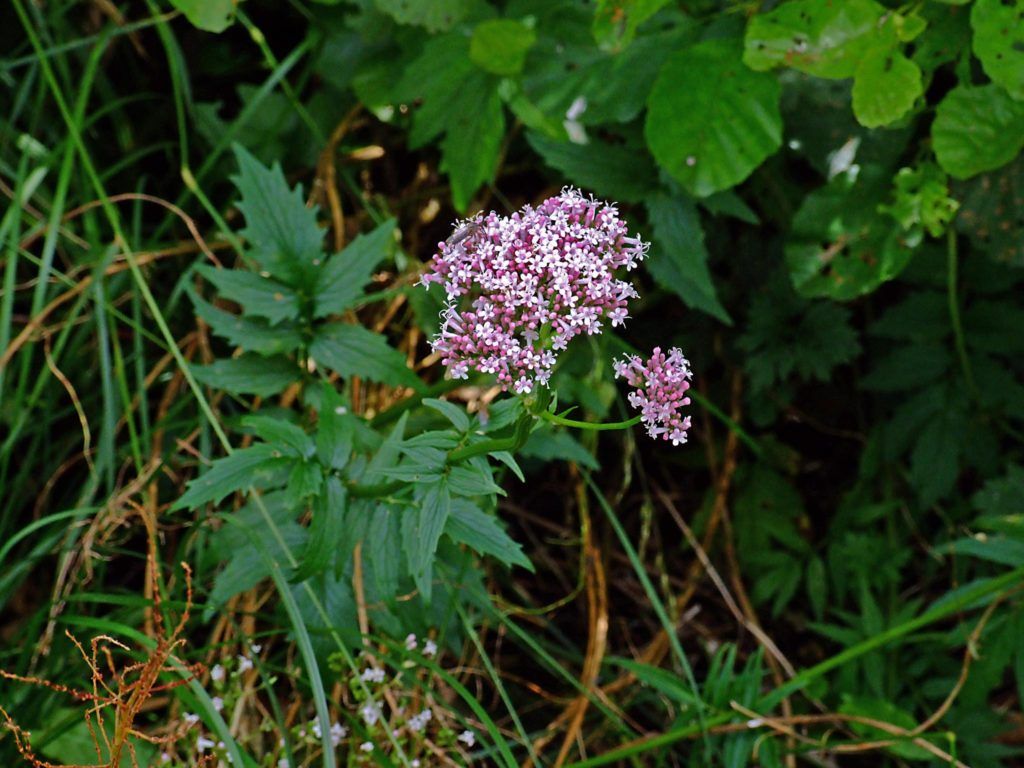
197;736;216;752
160;754;171;764
330;722;347;746
236;655;254;674
422;639;438;658
250;643;262;654
404;633;418;651
278;760;291;768
311;721;322;739
183;713;199;727
210;664;225;682
360;742;374;753
360;703;382;727
407;709;432;732
458;730;476;747
411;761;421;768
360;667;386;683
211;696;224;712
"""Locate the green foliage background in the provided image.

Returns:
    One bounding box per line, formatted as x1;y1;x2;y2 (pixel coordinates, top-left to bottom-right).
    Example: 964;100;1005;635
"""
2;0;1024;766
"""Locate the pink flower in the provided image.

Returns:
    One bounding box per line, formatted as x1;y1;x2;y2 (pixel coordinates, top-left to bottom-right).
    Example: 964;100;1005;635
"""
421;188;647;392
614;347;692;445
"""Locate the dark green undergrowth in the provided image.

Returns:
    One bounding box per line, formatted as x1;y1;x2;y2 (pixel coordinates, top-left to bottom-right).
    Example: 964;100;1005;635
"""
2;1;1024;766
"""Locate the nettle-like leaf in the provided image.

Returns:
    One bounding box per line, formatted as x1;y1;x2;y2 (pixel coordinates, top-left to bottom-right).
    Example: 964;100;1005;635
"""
313;220;396;319
932;84;1024;180
645;38;782;197
316;384;355;471
397;34;504;211
310;323;420;389
469;19;536;76
738;275;860;393
644;193;729;323
786;168;916;300
527;131;658;204
172;444;297;511
191;289;304;356
743;0;887;79
971;0;1024;101
231;145;325;289
196;265;301;325
445;498;532;571
191;354;299;398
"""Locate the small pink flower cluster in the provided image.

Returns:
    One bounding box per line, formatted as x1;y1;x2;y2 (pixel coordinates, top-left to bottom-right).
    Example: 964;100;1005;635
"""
421;188;647;394
614;347;693;445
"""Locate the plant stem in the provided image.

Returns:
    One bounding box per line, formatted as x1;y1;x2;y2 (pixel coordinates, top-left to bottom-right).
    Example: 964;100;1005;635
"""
539;410;642;431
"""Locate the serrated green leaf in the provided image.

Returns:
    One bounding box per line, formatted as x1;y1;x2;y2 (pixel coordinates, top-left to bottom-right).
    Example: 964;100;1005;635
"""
971;0;1024;100
644;194;730;323
196;265;301;325
527;132;658;203
852;48;922;128
881;164;959;239
520;428;599;470
240;415;315;457
310;323;420;388
933;85;1024;179
593;0;671;52
861;345;950;391
287;460;323;503
316;384;354;470
375;0;483;32
231;145;324;287
786;171;915;299
169;0;235;32
192;354;299;397
470;19;536;76
909;404;966;505
367;505;403;601
645;38;782;197
448;462;505;497
446;499;532;570
313;220;396;318
292;477;346;582
440;79;505;212
190;289;304;356
403;480;452;602
743;0;886;78
423;398;470;432
173;444;295;510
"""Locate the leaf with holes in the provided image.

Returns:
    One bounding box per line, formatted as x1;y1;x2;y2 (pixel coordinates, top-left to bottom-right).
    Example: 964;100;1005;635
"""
852;48;922;128
971;0;1024;100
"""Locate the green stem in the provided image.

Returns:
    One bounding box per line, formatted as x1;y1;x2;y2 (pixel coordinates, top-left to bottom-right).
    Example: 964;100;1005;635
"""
539;410;642;431
947;229;978;400
447;411;533;462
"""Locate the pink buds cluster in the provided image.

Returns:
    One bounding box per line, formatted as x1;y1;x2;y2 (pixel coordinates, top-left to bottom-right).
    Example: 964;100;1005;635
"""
420;188;648;394
613;347;693;445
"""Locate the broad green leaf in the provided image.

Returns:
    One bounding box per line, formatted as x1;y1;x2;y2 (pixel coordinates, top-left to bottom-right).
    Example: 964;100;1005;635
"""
743;0;886;78
310;323;421;388
521;428;599;470
231;145;324;288
403;480;452;601
292;477;346;582
971;0;1024;100
196;265;301;325
852;48;922;128
313;220;396;318
169;0;235;32
367;505;403;601
173;444;295;510
448;461;505;497
786;170;915;299
447;500;532;570
375;0;484;32
287;460;324;503
645;39;782;197
932;85;1024;179
861;345;950;391
316;384;354;470
191;290;303;356
644;194;730;323
593;0;671;52
910;402;966;505
192;354;299;397
527;131;658;203
470;19;537;76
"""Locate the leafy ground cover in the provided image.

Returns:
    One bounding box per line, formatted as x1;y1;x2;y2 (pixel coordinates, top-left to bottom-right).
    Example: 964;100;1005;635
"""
2;1;1024;766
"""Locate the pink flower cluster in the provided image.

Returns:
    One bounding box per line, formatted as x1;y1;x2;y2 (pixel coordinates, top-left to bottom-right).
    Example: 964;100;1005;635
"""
614;347;693;445
421;188;647;394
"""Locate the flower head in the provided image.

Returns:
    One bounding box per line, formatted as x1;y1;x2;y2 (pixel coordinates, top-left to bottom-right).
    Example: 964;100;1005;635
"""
422;188;647;393
614;347;692;445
